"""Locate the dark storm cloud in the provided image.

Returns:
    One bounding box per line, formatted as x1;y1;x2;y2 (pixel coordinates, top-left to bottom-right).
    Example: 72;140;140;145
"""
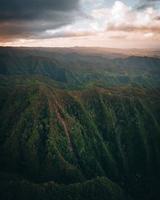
0;0;80;41
0;0;79;20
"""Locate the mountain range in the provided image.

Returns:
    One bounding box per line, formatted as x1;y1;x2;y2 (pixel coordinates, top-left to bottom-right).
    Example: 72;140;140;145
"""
0;47;160;200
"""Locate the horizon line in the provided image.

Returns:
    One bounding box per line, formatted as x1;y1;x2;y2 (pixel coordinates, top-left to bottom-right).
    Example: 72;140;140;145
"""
0;46;160;51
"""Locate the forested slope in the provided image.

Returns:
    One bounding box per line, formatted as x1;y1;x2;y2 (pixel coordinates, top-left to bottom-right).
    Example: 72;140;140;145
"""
0;48;160;200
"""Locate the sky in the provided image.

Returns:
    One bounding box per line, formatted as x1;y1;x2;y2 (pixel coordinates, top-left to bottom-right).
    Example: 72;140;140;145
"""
0;0;160;48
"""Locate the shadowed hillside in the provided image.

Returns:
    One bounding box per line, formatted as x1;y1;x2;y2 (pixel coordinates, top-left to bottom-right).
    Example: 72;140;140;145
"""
0;47;160;88
0;47;160;200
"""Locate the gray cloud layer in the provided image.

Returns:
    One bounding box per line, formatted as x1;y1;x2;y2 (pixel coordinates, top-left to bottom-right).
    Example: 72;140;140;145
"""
0;0;79;20
136;0;160;10
0;0;80;41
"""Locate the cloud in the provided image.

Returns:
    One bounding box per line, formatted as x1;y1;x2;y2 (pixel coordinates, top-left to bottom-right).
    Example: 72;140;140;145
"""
0;0;160;48
91;1;160;34
37;29;96;39
0;0;80;41
155;16;160;20
0;0;79;20
136;0;160;10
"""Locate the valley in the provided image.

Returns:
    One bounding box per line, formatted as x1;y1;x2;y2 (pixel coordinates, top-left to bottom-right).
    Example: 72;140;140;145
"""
0;47;160;200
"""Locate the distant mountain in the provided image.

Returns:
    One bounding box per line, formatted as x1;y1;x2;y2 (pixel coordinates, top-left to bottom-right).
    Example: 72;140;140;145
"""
0;47;160;200
0;47;160;88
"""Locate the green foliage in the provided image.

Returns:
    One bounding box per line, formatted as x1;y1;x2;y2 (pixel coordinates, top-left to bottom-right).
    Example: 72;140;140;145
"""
0;48;160;200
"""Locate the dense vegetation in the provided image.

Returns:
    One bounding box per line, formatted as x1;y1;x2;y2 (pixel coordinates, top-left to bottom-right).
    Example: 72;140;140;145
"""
0;47;160;200
0;47;160;88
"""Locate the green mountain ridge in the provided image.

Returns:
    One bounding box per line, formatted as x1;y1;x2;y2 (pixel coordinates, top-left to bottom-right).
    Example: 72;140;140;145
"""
0;48;160;200
0;47;160;88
